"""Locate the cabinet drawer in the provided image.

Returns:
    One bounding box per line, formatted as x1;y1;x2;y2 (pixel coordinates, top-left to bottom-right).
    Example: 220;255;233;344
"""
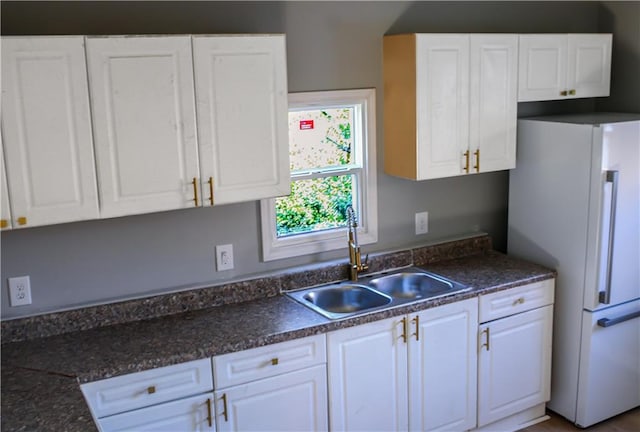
213;334;326;389
97;392;215;432
81;358;213;418
479;278;554;323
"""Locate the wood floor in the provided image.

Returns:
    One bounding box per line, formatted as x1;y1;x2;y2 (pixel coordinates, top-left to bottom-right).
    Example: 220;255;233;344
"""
519;407;640;432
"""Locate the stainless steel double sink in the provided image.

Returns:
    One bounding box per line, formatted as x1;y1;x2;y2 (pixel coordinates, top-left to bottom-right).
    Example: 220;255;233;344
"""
286;267;471;320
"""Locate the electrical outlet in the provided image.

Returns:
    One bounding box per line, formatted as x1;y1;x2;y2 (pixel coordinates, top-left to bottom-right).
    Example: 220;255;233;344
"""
8;276;32;306
216;244;234;271
415;211;429;235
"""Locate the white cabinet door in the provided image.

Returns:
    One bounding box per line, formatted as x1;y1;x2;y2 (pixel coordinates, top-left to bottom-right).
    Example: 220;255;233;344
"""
384;33;515;180
193;35;289;205
518;34;611;101
1;135;12;230
86;36;200;218
567;34;612;99
477;305;553;427
518;34;566;101
1;36;99;228
98;392;215;432
415;34;470;179
327;316;409;431
470;35;518;173
409;298;478;432
215;365;327;432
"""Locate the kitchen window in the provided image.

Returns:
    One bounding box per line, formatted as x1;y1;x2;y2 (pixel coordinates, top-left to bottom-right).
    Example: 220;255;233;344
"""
260;89;377;261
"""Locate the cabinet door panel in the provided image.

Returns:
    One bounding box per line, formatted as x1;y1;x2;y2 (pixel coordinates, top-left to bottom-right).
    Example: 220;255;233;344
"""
328;316;408;431
409;298;478;432
86;36;199;218
567;34;611;98
518;35;567;101
216;365;327;432
478;305;553;427
98;393;215;432
193;35;289;205
1;36;99;227
416;34;469;179
1;136;12;230
470;35;518;173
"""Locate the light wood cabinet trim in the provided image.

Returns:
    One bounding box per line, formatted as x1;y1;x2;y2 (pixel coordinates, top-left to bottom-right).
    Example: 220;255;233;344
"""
383;34;417;180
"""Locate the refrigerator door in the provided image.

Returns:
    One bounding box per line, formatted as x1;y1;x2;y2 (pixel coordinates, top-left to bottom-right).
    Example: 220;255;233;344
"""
584;121;640;311
576;299;640;427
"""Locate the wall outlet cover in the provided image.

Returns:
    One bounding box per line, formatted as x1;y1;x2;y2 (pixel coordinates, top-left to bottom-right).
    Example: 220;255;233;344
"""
216;244;234;271
8;275;32;306
415;211;429;235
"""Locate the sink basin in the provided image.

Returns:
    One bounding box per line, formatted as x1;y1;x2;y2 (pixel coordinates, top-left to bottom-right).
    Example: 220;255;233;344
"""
287;267;470;320
368;271;469;301
287;284;392;320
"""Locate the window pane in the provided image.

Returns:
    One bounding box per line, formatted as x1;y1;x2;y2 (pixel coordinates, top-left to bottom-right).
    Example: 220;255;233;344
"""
289;107;354;172
276;175;353;237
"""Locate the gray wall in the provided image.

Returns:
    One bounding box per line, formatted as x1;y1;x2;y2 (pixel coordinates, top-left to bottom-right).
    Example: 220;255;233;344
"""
1;1;635;319
597;1;640;113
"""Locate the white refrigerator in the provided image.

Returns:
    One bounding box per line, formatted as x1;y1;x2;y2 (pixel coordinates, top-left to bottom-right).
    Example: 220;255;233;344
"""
508;113;640;427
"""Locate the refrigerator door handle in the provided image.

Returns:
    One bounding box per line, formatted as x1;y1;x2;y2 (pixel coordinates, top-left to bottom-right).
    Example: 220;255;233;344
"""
597;310;640;328
599;170;619;305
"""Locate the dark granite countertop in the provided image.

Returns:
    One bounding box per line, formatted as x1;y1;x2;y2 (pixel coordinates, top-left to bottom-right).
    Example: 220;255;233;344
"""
1;249;555;432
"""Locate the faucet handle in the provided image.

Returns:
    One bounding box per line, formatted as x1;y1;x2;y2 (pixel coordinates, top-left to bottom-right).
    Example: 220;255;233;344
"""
361;253;369;271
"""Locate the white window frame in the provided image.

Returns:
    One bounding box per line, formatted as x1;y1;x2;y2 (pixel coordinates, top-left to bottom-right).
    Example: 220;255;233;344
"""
260;88;378;262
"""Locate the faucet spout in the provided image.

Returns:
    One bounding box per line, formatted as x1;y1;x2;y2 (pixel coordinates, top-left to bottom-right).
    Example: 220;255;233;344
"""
346;205;368;281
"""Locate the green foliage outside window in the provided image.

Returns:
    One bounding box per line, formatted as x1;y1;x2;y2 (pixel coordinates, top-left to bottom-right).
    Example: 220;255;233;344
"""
277;107;355;237
276;176;353;236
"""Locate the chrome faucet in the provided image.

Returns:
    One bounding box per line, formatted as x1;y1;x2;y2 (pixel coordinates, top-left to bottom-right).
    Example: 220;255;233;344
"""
346;205;368;281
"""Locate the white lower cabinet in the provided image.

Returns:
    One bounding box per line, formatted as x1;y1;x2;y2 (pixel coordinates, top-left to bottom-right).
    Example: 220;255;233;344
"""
328;315;409;431
215;365;327;432
327;297;478;432
410;299;479;432
80;281;554;432
475;279;554;431
81;358;214;432
98;393;215;432
212;334;328;432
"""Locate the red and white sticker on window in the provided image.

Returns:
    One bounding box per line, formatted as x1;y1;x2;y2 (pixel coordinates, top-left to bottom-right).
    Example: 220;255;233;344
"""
299;119;314;130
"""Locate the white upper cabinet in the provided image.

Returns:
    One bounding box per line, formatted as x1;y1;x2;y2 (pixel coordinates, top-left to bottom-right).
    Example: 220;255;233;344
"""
383;33;517;180
86;36;200;218
518;34;612;102
567;34;612;98
384;34;468;180
192;35;290;205
1;36;99;228
1;136;13;230
469;34;518;173
416;34;470;179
